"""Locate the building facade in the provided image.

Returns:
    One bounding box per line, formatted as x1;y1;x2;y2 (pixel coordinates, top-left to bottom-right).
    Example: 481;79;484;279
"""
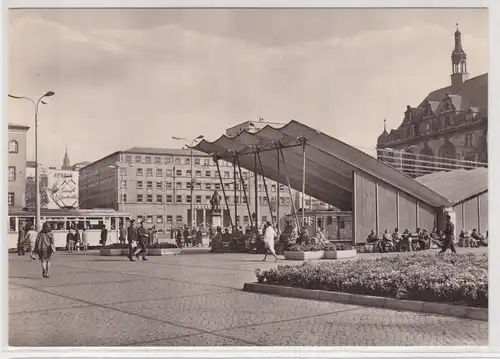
79;147;295;231
8;123;30;208
377;26;488;177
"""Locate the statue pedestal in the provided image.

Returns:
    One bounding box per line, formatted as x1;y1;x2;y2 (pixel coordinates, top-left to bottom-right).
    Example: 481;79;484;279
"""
211;211;222;228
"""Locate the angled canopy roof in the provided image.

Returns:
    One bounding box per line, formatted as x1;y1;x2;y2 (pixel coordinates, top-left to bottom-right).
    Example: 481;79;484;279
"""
193;120;450;210
416;167;488;205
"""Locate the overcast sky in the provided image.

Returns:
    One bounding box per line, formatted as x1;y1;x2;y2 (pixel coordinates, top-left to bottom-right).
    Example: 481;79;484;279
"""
8;8;488;168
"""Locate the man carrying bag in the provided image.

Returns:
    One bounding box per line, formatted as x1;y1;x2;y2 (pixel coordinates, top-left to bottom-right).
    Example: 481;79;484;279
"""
127;220;138;262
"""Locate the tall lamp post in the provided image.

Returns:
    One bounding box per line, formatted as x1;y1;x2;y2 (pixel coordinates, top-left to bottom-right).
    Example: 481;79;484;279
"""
172;135;204;228
9;91;55;231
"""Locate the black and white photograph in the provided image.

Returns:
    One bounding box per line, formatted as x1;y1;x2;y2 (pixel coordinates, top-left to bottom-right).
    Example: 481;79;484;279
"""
5;5;490;350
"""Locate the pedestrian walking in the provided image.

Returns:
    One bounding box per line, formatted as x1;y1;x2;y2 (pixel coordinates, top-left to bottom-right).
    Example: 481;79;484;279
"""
17;223;26;256
195;227;203;247
74;228;81;252
35;222;55;278
119;224;126;244
439;214;457;255
262;221;279;262
127;219;138;261
82;228;88;252
67;228;75;253
176;228;183;249
134;221;148;261
25;224;38;261
100;225;108;247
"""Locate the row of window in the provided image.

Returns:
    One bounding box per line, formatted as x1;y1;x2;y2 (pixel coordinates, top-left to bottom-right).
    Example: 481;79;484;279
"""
123;193;291;205
128;180;286;192
136;214;275;225
131;167;249;179
124;154;234;167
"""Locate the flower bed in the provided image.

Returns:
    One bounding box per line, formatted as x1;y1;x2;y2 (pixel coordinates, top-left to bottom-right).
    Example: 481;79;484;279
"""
323;244;356;259
255;252;488;307
284;244;325;260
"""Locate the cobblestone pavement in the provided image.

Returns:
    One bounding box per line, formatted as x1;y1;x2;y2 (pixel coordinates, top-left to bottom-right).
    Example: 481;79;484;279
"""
9;249;488;346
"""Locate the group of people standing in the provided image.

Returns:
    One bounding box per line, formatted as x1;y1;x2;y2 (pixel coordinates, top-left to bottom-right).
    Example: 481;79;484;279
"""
173;226;203;248
65;227;89;252
17;222;56;278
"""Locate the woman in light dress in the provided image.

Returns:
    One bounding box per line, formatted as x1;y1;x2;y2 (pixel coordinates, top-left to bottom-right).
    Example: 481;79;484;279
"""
262;221;279;262
25;224;38;261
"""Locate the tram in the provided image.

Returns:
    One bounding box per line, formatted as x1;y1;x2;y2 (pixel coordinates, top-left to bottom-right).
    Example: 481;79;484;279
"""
8;208;131;250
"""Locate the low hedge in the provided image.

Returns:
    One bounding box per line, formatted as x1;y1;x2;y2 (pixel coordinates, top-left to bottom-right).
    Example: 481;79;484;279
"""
255;252;488;307
149;242;179;249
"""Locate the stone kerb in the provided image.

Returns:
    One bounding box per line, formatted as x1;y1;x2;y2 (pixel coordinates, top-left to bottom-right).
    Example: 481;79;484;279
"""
148;248;182;256
243;283;488;321
99;248;128;256
323;249;357;259
283;251;324;260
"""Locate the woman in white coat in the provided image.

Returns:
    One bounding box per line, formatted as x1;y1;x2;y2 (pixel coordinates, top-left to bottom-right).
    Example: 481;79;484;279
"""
262;221;279;262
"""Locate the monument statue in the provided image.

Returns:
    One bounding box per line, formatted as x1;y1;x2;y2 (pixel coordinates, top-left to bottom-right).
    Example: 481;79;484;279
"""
210;190;222;214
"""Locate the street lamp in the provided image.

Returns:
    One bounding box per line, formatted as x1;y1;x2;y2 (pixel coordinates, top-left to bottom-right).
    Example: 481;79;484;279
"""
9;91;55;231
172;135;204;228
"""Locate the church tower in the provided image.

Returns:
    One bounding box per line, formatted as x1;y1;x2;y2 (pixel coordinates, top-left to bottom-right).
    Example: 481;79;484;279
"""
61;145;72;170
451;23;469;87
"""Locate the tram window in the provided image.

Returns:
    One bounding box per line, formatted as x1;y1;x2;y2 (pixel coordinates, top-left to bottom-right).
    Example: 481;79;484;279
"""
19;217;34;229
111;218;117;230
9;217;16;232
327;216;333;225
86;217;105;230
339;220;345;229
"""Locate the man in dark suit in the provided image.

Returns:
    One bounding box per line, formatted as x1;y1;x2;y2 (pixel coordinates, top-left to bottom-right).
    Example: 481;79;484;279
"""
135;221;148;261
440;215;457;254
127;220;138;261
100;225;108;247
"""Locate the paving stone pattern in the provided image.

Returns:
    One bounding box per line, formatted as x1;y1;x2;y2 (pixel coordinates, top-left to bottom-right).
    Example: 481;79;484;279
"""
9;250;488;346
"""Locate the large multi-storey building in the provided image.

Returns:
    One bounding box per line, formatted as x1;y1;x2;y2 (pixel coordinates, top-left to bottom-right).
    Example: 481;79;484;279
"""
79;147;295;230
8;123;30;208
377;26;487;177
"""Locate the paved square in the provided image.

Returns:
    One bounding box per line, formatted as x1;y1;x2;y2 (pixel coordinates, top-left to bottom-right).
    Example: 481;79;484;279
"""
9;250;488;346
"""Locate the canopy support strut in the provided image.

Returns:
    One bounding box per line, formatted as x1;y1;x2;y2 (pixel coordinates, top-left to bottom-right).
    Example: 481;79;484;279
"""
215;158;234;230
253;151;259;233
279;145;301;231
236;156;253;229
300;137;307;227
257;151;276;230
233;154;238;229
276;147;281;233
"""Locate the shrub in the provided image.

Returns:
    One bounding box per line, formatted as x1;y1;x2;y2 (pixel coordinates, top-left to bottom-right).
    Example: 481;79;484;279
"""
255;252;488;307
286;244;325;252
324;244;354;251
102;243;129;249
149;242;179;249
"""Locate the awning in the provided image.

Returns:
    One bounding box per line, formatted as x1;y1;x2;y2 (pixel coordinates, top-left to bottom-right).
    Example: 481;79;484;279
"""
416;167;488;205
193;120;450;210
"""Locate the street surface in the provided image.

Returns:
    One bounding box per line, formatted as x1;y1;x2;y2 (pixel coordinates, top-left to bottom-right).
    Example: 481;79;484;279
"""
9;248;488;346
